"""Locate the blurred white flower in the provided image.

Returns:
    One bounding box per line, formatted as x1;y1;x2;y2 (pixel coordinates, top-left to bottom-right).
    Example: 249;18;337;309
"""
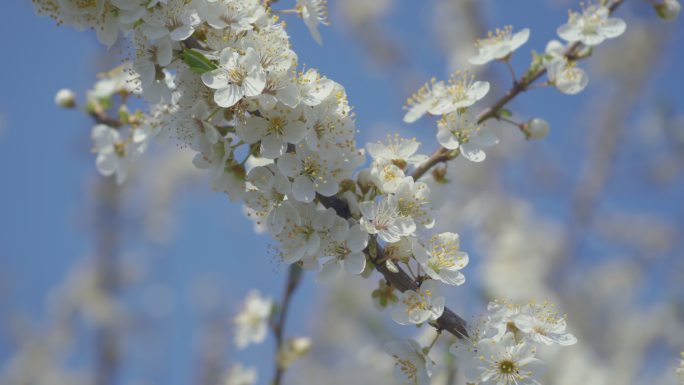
222;363;257;385
234;290;273;349
391;280;444;325
469;26;530;65
557;4;626;46
384;339;434;385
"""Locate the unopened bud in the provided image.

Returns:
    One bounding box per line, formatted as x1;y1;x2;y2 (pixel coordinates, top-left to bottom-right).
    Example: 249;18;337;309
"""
655;0;681;20
54;89;76;108
277;337;312;369
525;118;550;140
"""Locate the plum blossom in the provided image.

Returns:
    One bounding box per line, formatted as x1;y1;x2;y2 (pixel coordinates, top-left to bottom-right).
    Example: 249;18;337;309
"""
557;4;626;46
469;26;530;65
367;135;428;170
544;40;589;95
234;290;273;349
436;112;499;162
413;232;468;286
384;340;434;385
454;332;546;385
429;72;490;115
202;47;266;108
359;196;416;243
297;0;329;44
237;105;307;159
403;79;447;123
221;363;257;385
391;280;444;325
141;0;200;41
318;223;369;280
91;124;134;185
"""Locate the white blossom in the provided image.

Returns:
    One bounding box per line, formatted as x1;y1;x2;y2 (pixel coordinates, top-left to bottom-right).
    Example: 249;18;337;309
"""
366;135;428;169
359;196;416;243
384;340;434;385
436;112;499;162
141;0;200;41
469;26;530;65
202;47;266;108
297;0;329;44
237;105;307;159
221;363;257;385
233;290;273;349
453;332;546;385
557;4;626;46
413;232;468;285
318;223;369;280
544;40;589;95
391;280;444;325
91;124;133;185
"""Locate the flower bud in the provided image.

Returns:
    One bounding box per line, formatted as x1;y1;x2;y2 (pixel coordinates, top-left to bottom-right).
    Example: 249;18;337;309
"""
54;89;76;108
277;337;312;369
525;118;550;140
655;0;681;20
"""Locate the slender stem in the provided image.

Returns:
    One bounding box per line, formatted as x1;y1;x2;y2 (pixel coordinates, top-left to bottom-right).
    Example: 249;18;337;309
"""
425;330;442;353
504;59;517;84
315;0;629;342
271;265;303;385
410;0;625;182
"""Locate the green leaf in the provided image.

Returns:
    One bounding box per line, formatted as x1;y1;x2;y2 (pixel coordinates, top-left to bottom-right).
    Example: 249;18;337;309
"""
497;108;513;118
182;49;218;74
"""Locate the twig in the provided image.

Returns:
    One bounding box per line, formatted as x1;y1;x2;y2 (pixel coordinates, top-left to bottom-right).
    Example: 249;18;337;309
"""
271;265;303;385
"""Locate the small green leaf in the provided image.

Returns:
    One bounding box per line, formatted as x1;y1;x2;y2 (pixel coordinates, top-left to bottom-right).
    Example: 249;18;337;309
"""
497;108;513;118
182;49;218;74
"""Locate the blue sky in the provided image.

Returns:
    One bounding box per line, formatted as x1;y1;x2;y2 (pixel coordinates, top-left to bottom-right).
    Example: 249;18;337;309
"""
1;1;683;384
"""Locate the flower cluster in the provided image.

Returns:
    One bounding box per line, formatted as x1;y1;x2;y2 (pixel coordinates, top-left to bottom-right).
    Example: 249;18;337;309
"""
35;0;637;384
385;300;577;385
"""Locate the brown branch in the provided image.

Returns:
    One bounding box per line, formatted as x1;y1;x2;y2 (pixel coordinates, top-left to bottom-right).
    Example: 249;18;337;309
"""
317;0;628;341
410;0;625;182
271;265;303;385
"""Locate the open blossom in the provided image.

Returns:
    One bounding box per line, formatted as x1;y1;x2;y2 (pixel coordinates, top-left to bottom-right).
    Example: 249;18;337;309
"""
370;162;406;193
430;73;490;115
244;165;293;235
238;105;307;159
391;280;444;325
234;290;273;349
403;79;447;124
274;202;338;265
367;135;428;169
403;74;489;123
557;4;626;46
436;112;499;162
221;363;257;385
200;0;261;33
485;301;577;346
384;340;434;385
469;26;530;65
141;0;201;41
454;332;546;385
318;223;369;280
544;40;589;95
92;124;134;185
276;146;344;203
360;196;416;243
297;0;329;44
202;46;266;108
413;232;468;286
